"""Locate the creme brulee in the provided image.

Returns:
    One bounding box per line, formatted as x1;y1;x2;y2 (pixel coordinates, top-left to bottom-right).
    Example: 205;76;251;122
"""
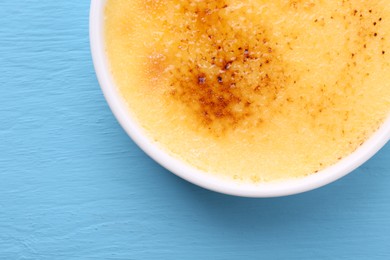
105;0;390;182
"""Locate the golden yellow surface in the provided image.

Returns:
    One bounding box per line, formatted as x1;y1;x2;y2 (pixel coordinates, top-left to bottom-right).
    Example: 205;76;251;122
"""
105;0;390;182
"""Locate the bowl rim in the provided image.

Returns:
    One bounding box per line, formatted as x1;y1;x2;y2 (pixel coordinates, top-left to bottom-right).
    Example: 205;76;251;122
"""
89;0;390;197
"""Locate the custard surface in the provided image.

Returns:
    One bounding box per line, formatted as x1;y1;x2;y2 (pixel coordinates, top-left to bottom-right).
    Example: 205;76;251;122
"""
105;0;390;182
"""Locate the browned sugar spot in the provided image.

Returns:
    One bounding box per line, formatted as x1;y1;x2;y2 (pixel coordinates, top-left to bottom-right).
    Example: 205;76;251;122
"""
143;0;290;136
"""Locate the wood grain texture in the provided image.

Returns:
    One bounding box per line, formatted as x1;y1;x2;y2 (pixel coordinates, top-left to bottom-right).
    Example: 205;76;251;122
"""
0;1;389;259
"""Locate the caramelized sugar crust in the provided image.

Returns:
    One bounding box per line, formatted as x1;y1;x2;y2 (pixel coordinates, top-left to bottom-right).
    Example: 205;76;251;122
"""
105;0;390;182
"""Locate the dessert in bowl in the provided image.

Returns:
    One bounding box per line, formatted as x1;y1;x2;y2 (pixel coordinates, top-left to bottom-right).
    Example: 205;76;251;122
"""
90;0;390;197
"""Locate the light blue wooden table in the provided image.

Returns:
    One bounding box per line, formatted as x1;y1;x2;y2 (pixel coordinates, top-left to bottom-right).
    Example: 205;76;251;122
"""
1;1;389;259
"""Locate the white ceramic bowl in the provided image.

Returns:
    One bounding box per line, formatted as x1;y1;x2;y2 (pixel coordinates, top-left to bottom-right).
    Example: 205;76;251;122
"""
89;0;390;197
